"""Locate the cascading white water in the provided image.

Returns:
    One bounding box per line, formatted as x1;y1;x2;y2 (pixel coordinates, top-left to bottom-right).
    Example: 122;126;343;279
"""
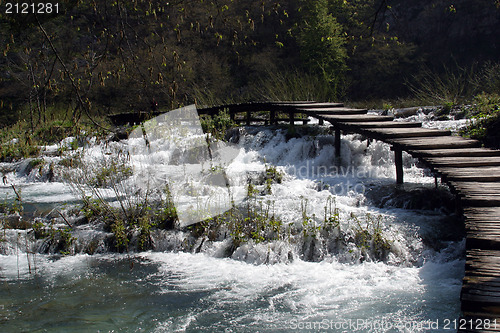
0;110;465;331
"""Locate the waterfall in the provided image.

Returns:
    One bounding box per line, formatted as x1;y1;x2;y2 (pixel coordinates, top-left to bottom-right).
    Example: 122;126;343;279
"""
0;109;465;331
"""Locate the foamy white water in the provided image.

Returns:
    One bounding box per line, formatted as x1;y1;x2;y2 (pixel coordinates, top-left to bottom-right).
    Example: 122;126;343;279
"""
0;109;465;331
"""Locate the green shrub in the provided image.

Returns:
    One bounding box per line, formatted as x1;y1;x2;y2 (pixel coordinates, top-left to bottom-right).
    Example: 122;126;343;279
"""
460;93;500;145
200;109;237;140
253;69;343;102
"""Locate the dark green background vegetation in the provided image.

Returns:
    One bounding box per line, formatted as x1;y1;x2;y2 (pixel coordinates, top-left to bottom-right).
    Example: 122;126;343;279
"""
1;0;499;147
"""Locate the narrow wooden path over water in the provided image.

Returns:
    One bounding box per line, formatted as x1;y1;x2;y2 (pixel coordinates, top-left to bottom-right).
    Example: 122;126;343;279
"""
111;101;500;330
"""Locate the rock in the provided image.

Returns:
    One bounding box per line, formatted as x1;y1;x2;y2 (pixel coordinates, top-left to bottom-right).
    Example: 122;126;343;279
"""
107;129;129;142
366;183;456;212
394;107;420;118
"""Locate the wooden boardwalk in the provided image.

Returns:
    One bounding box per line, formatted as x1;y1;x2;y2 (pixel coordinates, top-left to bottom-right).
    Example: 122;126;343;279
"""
111;101;500;329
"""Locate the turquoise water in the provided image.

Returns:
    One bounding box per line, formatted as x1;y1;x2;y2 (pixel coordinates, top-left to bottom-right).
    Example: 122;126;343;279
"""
0;249;463;332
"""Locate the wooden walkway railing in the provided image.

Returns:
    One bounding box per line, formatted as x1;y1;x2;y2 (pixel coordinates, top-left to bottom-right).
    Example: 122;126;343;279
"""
110;101;500;329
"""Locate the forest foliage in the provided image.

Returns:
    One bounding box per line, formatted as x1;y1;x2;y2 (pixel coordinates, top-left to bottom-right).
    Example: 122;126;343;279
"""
0;0;499;131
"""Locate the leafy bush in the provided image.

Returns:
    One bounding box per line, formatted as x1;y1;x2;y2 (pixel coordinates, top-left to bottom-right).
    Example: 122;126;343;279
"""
460;93;500;146
200;109;237;140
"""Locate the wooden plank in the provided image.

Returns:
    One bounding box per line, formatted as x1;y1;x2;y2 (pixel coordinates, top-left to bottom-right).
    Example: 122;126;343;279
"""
389;136;481;150
200;101;319;114
464;273;500;282
463;288;500;298
466;256;500;267
450;182;500;191
466;226;500;234
466;236;500;250
468;229;500;236
466;250;500;261
466;222;500;228
409;148;500;158
466;230;500;238
462;197;500;207
339;121;422;128
298;107;368;115
463;277;500;287
466;225;500;232
233;117;310;123
462;248;500;322
467;227;500;235
466;229;500;237
461;192;500;198
466;225;500;233
464;207;500;217
465;263;500;273
462;291;500;304
320;114;394;122
425;157;500;168
278;102;344;108
436;166;500;182
466;221;500;227
364;127;451;139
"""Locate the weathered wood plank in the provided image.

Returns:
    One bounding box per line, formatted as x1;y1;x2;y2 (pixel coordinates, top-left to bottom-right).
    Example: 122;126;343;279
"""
320;114;394;122
436;166;500;182
466;221;500;227
426;157;500;168
298;107;368;115
462;248;500;322
451;182;500;191
340;121;422;128
462;197;500;207
233;117;310;124
389;136;481;150
467;232;500;239
409;148;500;158
465;264;500;273
199;101;322;114
278;102;344;108
464;281;500;290
466;236;500;250
464;207;500;219
365;127;451;139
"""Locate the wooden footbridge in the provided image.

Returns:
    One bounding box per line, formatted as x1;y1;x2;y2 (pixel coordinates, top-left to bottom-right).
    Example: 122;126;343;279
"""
111;101;500;330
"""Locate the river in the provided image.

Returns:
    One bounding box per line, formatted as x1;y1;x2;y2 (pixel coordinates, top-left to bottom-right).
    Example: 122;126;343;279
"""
0;107;466;332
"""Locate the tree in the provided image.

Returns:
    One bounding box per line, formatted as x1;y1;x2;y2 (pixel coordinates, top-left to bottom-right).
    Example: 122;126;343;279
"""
296;0;347;98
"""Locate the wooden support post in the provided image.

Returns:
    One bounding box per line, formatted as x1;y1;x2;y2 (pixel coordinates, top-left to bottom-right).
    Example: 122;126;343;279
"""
230;112;235;122
335;127;341;158
319;118;324;125
302;116;308;125
289;111;294;126
246;111;251;126
270;110;276;125
394;148;403;184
